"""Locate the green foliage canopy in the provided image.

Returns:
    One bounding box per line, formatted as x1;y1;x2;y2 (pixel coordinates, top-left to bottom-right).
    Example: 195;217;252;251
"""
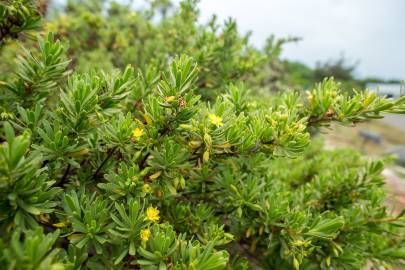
0;1;404;270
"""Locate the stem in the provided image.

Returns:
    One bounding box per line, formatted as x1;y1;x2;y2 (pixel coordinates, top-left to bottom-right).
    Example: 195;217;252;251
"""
93;147;117;179
59;163;71;186
139;152;150;169
139;124;171;169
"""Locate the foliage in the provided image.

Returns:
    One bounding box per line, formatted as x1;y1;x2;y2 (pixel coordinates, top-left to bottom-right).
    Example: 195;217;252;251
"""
285;56;364;91
0;1;404;270
43;0;288;97
0;0;41;46
313;56;357;83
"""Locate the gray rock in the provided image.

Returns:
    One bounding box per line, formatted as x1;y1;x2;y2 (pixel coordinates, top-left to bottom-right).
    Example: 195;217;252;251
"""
358;129;383;145
386;146;405;166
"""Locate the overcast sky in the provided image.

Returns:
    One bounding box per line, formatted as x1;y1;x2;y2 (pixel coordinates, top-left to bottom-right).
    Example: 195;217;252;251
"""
196;0;405;80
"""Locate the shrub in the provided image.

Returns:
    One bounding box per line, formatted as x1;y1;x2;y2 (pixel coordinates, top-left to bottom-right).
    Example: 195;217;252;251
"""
0;0;41;45
0;1;404;269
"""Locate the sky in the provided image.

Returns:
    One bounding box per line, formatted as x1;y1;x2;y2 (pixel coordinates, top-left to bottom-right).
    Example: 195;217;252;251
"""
196;0;405;80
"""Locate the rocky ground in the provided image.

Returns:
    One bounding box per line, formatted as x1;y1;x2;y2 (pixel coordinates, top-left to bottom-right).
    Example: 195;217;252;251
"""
383;167;405;214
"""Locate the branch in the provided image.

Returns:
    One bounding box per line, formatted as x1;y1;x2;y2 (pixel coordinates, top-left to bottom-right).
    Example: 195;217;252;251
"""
59;164;71;187
93;147;117;179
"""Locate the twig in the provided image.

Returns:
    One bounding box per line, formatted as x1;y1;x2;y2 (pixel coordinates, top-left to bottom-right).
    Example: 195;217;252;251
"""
93;147;117;179
139;152;150;169
59;163;71;186
139;124;171;169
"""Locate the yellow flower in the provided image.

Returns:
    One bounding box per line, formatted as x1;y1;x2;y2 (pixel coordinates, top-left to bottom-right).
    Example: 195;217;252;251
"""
146;207;160;222
140;228;151;242
208;114;223;127
142;183;152;193
132;128;144;140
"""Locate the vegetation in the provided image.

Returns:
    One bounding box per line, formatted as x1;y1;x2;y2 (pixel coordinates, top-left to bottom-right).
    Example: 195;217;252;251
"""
0;0;41;45
0;1;404;269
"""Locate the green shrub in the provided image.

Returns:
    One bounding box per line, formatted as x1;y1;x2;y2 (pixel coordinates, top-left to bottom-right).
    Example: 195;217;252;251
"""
0;1;404;269
0;0;41;46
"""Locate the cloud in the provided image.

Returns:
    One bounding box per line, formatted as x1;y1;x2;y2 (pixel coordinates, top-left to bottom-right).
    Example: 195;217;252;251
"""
197;0;405;79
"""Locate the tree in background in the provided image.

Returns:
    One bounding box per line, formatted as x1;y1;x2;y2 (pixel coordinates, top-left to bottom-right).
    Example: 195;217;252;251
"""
314;56;357;83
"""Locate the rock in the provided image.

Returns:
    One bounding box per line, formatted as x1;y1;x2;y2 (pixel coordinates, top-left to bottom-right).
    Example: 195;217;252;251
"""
386;146;405;166
358;129;383;145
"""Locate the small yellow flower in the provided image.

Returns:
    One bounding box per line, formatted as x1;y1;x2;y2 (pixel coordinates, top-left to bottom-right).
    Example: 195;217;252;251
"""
146;207;160;222
209;114;223;127
140;228;151;242
208;113;224;127
132;128;144;140
142;183;152;193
